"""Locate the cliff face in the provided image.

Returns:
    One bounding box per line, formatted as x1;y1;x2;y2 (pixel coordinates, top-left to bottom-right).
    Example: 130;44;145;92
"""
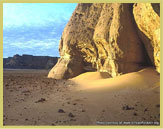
48;3;160;79
3;54;58;69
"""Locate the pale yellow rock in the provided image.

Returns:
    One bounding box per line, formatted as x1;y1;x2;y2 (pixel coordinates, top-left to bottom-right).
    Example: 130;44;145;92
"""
48;57;83;79
133;3;160;73
48;4;104;79
94;3;147;77
48;3;160;79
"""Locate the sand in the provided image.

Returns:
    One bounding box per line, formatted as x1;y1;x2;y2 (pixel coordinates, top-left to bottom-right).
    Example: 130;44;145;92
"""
3;67;160;126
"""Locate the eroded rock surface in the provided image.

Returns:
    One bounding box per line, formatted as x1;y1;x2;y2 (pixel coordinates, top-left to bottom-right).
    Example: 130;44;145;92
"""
93;3;147;77
48;3;160;79
133;3;160;73
48;3;104;79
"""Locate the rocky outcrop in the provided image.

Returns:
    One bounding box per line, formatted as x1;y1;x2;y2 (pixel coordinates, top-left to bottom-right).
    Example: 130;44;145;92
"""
133;3;160;73
48;3;104;79
48;57;83;79
93;3;147;77
3;54;58;69
48;3;160;79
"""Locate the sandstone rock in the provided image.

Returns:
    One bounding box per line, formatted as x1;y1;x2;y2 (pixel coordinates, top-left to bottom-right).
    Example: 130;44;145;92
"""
48;4;104;79
93;3;147;77
48;57;83;79
49;3;159;79
133;3;160;73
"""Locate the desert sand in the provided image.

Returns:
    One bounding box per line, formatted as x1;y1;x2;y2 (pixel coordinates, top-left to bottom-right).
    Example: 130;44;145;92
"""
3;67;160;126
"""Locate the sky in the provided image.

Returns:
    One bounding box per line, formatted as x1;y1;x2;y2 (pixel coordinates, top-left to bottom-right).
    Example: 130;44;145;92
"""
3;3;77;58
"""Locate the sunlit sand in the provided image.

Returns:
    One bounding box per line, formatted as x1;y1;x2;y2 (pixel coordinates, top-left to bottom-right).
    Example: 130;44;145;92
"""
71;67;159;91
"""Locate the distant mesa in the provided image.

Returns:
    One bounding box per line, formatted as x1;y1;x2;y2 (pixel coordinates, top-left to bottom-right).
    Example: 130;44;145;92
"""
3;54;59;69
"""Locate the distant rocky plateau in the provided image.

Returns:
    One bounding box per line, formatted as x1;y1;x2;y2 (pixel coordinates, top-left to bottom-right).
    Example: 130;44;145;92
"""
3;54;58;69
48;3;160;79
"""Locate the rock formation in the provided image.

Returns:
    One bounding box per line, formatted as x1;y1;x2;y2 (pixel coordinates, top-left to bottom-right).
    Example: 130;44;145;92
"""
48;3;104;79
48;3;160;79
3;54;58;69
133;3;160;73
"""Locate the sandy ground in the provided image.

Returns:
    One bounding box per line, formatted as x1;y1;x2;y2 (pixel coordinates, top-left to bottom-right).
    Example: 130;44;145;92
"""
3;67;160;126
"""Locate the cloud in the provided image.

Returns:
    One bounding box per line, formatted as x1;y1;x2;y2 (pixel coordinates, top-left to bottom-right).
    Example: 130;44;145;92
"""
3;25;62;57
10;38;60;49
3;3;77;57
3;3;77;29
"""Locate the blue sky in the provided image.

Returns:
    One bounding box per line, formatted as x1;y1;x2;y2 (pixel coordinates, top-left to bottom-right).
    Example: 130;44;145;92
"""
3;3;77;58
